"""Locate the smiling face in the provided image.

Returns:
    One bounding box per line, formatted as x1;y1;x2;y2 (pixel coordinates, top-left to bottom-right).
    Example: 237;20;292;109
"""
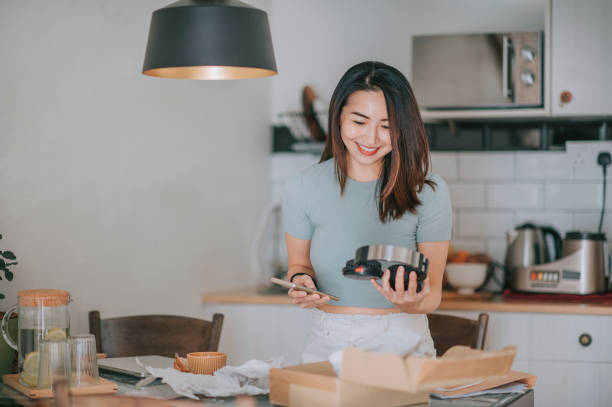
340;89;392;181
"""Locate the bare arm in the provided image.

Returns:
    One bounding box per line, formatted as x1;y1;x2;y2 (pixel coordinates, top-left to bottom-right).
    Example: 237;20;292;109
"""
285;232;331;308
285;232;315;282
371;240;449;314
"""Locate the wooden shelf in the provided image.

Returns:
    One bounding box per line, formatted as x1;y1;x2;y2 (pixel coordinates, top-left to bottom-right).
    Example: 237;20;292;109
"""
420;108;550;121
202;287;293;305
202;287;612;315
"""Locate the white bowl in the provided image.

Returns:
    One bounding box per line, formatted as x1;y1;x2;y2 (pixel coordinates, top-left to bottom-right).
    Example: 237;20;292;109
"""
445;263;488;294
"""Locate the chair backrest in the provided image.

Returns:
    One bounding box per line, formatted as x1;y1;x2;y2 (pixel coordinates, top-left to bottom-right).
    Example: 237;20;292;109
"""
427;312;489;356
88;311;224;358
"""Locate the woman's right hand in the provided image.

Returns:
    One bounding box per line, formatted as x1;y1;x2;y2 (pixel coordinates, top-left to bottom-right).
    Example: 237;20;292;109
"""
288;275;331;309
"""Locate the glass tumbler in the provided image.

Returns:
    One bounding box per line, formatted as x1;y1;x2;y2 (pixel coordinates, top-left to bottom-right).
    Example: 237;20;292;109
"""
37;339;71;389
70;334;99;387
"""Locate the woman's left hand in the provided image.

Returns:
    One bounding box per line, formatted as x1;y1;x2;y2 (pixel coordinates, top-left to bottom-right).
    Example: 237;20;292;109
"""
370;266;431;307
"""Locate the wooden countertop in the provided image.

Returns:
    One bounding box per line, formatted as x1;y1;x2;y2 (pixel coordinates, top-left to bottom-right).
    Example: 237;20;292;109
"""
201;287;612;315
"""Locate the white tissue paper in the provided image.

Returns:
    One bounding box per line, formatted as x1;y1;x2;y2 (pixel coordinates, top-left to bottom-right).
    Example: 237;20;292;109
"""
143;357;283;400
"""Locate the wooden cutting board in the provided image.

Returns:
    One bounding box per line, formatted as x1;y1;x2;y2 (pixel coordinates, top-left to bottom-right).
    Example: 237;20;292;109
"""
2;374;117;399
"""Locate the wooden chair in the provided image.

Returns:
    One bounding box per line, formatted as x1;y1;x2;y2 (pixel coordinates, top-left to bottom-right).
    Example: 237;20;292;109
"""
428;312;489;356
88;311;224;358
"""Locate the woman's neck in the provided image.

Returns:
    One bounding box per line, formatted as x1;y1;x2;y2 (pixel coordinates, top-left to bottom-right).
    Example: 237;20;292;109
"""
346;158;382;182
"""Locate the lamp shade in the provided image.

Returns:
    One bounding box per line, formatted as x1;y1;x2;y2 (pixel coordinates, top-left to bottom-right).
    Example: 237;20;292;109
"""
142;0;277;80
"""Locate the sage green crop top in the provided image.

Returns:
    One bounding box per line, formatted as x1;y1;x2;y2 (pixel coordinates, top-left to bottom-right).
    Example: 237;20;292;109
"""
282;158;452;308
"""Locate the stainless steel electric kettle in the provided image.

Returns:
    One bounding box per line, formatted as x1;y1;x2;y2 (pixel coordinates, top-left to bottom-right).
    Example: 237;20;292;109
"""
504;223;562;275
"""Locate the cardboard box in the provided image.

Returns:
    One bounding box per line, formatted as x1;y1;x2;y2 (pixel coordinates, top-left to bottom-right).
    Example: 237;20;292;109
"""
269;345;519;406
341;345;517;393
269;361;429;407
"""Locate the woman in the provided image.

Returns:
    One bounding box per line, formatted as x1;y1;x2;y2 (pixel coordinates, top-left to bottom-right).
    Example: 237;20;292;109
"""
282;61;451;362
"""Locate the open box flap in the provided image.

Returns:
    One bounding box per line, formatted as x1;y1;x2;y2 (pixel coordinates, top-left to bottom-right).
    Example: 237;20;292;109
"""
340;345;517;393
340;348;416;391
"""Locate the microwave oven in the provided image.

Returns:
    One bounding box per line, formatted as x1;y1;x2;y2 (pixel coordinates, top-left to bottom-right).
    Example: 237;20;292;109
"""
412;31;543;110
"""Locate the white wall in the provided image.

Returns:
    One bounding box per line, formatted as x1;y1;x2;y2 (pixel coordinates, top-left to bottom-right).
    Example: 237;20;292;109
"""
0;0;272;333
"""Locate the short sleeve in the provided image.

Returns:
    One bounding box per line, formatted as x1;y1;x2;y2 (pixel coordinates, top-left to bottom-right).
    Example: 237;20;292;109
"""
281;173;314;240
416;175;452;242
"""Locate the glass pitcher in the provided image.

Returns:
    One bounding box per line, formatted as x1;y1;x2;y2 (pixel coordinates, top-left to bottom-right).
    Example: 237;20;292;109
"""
1;289;70;387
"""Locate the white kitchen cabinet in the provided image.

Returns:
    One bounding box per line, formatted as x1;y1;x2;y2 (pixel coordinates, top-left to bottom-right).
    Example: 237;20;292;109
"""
422;0;612;119
437;310;612;407
551;0;612;116
202;303;312;366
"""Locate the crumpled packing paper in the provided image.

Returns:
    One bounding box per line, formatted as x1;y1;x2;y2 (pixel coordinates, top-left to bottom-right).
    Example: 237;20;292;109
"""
143;357;283;400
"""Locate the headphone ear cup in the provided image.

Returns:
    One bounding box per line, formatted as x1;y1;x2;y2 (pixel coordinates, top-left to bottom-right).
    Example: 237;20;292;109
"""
387;264;427;292
387;265;409;291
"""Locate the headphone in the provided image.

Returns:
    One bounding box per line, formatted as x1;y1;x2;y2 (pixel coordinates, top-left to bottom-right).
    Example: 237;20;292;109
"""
342;245;429;292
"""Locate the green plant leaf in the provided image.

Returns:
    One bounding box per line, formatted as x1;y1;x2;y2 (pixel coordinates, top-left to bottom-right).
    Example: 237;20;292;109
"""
4;270;13;281
0;293;4;299
0;259;4;268
1;251;16;260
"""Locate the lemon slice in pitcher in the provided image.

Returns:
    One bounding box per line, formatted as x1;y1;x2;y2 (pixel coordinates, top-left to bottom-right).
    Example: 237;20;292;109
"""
20;351;39;387
45;328;66;340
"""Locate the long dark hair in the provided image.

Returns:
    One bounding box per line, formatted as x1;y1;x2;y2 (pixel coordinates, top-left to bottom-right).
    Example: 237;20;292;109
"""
320;61;434;222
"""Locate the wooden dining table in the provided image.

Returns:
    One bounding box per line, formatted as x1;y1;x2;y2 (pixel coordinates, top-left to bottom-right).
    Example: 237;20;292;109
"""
0;370;534;407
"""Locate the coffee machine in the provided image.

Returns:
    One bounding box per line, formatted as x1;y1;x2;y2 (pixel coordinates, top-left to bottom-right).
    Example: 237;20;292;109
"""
506;224;609;294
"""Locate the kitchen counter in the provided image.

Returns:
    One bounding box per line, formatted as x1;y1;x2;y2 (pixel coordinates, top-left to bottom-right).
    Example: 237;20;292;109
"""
201;287;612;315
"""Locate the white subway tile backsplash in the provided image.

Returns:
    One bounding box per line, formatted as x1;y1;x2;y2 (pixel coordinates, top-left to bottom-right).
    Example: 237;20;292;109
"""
514;211;573;236
567;141;612;181
486;238;508;264
572;212;612;234
450;238;486;252
449;183;485;209
487;183;542;209
458;153;514;180
544;183;602;210
431;152;458;181
515;152;573;180
458;211;515;238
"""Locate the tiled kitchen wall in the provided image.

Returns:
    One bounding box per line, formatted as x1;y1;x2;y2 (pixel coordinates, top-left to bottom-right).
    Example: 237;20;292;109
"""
268;141;612;265
433;140;612;263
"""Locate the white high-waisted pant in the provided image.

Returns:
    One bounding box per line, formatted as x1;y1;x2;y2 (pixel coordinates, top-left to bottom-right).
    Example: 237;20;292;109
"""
302;309;436;363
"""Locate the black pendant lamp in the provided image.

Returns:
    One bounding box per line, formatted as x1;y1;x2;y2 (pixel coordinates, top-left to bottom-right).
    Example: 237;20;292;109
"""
142;0;277;80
